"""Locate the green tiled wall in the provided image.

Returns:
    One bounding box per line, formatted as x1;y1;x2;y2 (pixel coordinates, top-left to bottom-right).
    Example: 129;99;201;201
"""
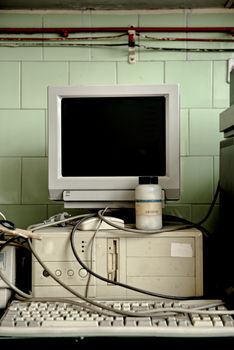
0;10;233;232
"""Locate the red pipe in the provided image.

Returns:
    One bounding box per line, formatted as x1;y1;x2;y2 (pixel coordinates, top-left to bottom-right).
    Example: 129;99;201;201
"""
0;36;233;43
0;26;234;36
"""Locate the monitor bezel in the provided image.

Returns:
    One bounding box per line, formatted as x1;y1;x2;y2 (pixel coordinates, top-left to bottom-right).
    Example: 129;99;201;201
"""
48;84;180;208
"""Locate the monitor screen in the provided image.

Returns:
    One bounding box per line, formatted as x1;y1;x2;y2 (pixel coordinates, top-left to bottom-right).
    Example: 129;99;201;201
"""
48;84;180;209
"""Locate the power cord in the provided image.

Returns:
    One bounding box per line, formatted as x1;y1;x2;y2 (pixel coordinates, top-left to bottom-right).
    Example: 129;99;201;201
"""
70;216;206;301
97;181;220;236
20;238;231;318
0;236;32;299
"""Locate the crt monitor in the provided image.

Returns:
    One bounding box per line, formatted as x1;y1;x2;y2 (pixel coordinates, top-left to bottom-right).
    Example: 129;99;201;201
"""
47;84;180;208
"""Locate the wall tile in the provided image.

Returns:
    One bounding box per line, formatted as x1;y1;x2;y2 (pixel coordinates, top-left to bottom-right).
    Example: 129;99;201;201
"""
0;158;21;204
213;61;230;108
90;42;131;62
44;42;90;62
139;13;186;26
0;13;43;27
165;61;213;108
0;47;43;61
189;109;223;156
0;62;20;108
70;62;116;84
180;156;214;203
117;61;164;84
187;13;234;26
22;62;68;108
91;13;138;26
187;52;234;63
43;13;91;26
180;109;189;156
0;110;46;156
22;157;50;204
0;204;47;230
163;204;192;222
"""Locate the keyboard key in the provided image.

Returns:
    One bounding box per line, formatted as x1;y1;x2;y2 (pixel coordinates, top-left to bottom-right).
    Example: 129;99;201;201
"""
99;320;112;327
157;319;167;327
41;320;99;327
112;319;124;326
138;319;152;327
0;319;15;327
192;319;213;327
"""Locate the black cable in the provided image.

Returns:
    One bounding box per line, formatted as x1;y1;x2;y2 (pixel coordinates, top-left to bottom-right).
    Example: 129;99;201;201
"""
70;181;221;300
0;236;19;251
164;180;220;235
27;237;174;317
97;180;221;237
137;44;234;52
197;181;220;227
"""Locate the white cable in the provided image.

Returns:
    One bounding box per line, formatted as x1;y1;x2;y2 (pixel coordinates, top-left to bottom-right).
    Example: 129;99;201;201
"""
0;267;32;299
0;242;32;299
28;213;93;231
97;209;193;234
1;221;230;318
0;211;6;220
28;237;226;317
27;238;150;317
84;207;108;297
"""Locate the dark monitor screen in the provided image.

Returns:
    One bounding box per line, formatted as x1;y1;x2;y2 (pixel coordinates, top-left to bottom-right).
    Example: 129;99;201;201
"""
61;96;166;177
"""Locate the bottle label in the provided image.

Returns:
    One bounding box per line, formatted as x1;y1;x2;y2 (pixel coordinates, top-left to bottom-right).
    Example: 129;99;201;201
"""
135;200;162;216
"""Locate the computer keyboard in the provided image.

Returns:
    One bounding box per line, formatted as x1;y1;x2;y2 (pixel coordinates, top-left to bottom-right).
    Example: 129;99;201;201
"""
1;299;234;337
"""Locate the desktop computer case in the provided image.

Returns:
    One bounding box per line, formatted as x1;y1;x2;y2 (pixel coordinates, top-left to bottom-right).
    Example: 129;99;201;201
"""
31;227;203;299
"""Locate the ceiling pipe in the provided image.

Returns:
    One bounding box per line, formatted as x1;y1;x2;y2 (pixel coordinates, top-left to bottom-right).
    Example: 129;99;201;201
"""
0;26;234;37
0;36;234;43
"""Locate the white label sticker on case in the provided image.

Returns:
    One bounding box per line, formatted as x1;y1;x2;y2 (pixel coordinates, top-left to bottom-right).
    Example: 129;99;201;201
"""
171;243;193;257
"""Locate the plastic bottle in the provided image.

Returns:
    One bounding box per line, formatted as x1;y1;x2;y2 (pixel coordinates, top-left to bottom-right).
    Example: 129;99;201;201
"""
135;176;162;230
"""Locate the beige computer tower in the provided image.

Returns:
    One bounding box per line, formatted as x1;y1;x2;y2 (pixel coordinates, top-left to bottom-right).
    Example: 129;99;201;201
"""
31;227;203;300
